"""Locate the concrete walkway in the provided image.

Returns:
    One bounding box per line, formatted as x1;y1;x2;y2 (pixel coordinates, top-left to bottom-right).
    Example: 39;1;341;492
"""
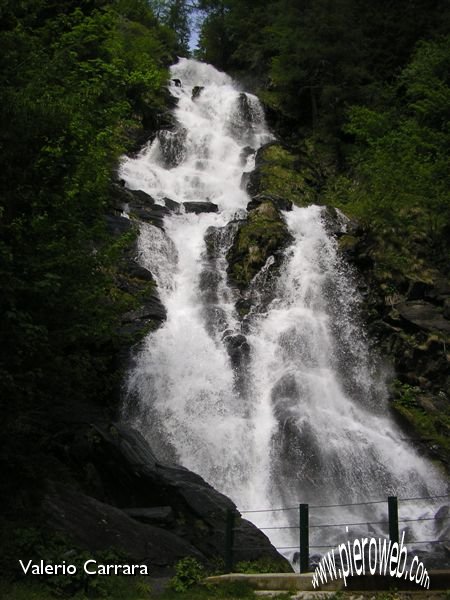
204;570;450;592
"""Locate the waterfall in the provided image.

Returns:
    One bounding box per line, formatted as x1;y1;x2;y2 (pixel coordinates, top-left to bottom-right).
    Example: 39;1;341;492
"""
120;58;447;563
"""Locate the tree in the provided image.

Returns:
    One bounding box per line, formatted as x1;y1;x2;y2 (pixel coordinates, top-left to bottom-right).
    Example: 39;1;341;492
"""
150;0;191;55
338;35;450;270
0;0;172;515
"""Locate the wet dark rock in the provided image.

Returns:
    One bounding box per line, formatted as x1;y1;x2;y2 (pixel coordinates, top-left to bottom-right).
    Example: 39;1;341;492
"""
228;93;254;142
240;145;255;166
223;333;251;368
397;301;450;333
235;298;252;316
163;197;181;213
435;505;450;522
435;505;450;541
238;92;252;122
132;204;170;229
128;189;155;205
192;85;204;100
172;78;181;87
104;214;133;237
124;188;170;228
55;422;290;568
199;268;221;296
109;182;136;212
240;170;252;190
247;193;293;212
121;295;166;327
205;223;238;259
158;128;187;168
204;226;221;258
126;263;154;282
183;201;219;214
322;206;362;239
323;206;348;237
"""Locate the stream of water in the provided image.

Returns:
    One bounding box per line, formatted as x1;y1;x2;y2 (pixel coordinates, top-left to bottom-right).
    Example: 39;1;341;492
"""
119;58;447;565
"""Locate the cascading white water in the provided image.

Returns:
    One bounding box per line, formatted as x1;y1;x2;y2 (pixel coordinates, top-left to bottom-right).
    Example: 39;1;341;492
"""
120;58;447;564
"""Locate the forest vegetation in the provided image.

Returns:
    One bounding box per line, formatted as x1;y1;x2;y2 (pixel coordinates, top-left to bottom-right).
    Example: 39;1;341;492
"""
1;0;449;595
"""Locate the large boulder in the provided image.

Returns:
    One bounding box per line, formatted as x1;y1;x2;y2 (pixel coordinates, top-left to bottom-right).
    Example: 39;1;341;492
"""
120;294;166;338
227;199;293;288
163;197;181;213
43;484;202;572
104;214;133;237
243;142;318;206
130;203;171;230
123;506;174;526
112;185;171;229
54;422;291;569
183;201;219;214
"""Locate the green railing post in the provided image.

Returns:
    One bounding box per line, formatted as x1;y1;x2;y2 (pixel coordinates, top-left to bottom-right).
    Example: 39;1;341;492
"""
225;509;235;573
299;503;309;573
388;496;399;544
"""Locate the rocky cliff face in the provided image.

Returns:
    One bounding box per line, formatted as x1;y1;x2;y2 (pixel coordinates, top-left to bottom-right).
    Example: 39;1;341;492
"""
226;196;293;289
340;229;450;470
43;421;289;573
237;140;450;473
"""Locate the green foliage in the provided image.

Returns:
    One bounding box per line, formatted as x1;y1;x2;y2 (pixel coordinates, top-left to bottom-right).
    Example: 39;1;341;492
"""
391;381;419;408
391;385;450;457
170;557;205;592
235;558;292;574
197;0;450;145
0;0;173;518
149;0;191;55
326;35;450;279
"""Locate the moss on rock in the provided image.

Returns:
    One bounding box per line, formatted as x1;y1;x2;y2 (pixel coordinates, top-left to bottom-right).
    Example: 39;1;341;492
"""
227;199;292;288
391;396;450;467
246;143;318;206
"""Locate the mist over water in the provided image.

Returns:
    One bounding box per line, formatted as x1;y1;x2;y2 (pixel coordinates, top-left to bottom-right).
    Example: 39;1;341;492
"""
120;58;447;563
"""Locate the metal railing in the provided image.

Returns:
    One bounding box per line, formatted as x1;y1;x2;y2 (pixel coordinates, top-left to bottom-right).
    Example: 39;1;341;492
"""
223;493;450;573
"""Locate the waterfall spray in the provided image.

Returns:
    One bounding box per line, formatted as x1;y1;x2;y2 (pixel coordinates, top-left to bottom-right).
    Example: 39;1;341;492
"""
120;58;447;563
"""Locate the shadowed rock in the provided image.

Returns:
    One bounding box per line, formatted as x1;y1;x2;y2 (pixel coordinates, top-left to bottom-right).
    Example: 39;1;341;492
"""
192;85;204;100
50;422;292;569
397;301;450;333
183;201;219;214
